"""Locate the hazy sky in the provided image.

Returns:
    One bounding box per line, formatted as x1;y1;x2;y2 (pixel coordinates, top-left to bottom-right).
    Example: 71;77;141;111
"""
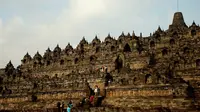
0;0;200;68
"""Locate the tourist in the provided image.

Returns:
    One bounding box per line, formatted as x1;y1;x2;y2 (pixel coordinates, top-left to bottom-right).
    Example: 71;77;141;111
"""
61;102;65;112
67;104;71;112
80;97;86;107
105;68;113;87
94;85;100;96
68;100;73;108
89;88;95;97
57;102;61;112
89;95;94;106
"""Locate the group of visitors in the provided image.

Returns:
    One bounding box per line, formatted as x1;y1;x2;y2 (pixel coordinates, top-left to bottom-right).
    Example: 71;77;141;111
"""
57;100;73;112
56;85;100;111
79;85;101;107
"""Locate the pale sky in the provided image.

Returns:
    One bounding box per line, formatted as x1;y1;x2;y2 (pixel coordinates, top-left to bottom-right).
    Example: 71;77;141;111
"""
0;0;200;68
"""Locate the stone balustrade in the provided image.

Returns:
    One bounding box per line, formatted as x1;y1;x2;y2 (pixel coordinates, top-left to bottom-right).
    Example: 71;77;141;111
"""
0;90;86;104
182;75;200;81
0;97;28;104
106;86;173;97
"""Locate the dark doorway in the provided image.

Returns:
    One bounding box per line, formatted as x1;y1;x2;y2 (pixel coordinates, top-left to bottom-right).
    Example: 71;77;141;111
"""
74;58;78;64
119;39;122;44
174;61;179;68
150;41;155;48
105;41;110;46
184;47;189;54
47;60;51;66
196;59;200;67
145;74;151;84
60;60;64;65
0;77;3;85
80;44;84;54
33;62;37;68
191;30;196;37
123;44;131;52
162;49;168;56
23;59;26;63
170;39;175;45
38;61;42;65
65;49;69;54
96;47;100;53
90;56;96;62
111;46;115;52
92;42;96;47
155;33;161;38
149;53;156;65
172;31;178;37
115;56;123;72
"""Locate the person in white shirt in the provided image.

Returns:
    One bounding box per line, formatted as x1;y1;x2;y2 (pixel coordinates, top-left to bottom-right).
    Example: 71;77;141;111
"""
94;85;100;96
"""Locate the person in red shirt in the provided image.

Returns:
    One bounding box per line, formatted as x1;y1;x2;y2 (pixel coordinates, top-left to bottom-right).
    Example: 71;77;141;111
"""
89;95;94;106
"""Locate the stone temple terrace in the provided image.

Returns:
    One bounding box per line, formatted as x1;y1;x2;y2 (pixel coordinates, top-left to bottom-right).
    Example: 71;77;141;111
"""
0;12;200;111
